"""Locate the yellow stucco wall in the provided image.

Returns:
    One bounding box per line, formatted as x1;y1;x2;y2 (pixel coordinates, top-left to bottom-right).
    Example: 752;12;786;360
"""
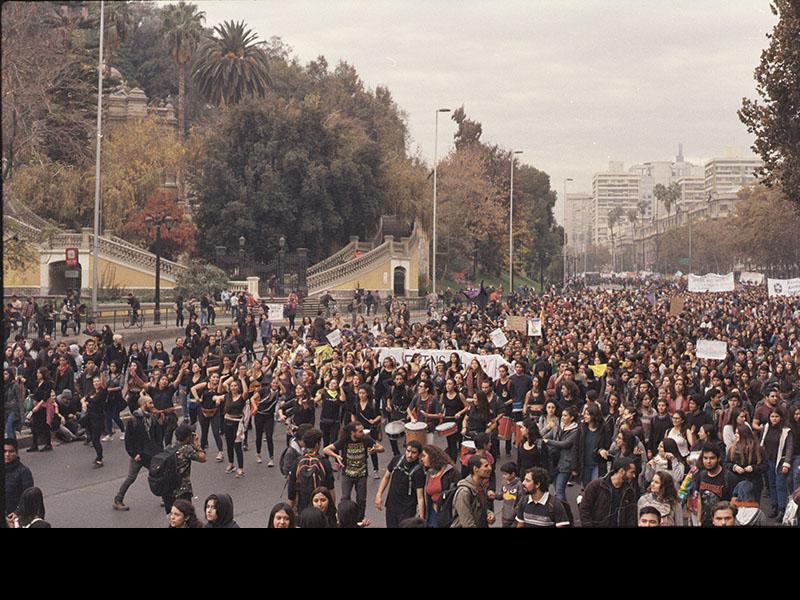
331;263;388;292
3;242;41;287
91;257;176;289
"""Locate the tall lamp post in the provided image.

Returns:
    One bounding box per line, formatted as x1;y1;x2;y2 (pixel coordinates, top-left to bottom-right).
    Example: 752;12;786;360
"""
432;107;451;297
509;150;523;294
91;0;105;316
563;178;573;289
144;214;174;325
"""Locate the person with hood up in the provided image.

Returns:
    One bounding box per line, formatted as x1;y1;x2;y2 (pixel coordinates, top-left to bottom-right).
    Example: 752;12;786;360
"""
730;480;768;527
204;493;239;528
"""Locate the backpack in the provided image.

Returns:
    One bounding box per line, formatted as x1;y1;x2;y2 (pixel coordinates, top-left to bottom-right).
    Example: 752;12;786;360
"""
545;494;575;527
436;481;463;529
295;455;327;501
148;447;180;497
279;445;300;478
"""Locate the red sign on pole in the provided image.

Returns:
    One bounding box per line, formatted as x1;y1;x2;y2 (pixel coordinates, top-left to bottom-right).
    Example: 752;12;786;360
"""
66;247;79;267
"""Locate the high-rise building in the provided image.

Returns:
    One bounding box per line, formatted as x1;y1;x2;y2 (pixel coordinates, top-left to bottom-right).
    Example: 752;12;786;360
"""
628;145;704;219
592;162;639;248
704;155;763;197
565;192;593;252
676;176;706;210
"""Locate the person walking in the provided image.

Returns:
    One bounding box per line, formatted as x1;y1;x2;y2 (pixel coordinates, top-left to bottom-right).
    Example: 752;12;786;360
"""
451;454;495;528
113;393;164;511
163;424;206;514
4;439;34;517
375;440;426;528
579;456;639;527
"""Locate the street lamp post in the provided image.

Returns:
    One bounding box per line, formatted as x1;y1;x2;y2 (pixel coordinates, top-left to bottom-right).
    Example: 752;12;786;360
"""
432;107;450;297
144;214;175;325
509;150;523;294
91;0;105;316
563;178;574;289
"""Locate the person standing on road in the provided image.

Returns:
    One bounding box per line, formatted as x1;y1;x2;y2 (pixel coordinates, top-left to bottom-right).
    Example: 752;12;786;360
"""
4;439;34;517
81;376;108;468
579;456;639;528
451;454;495;528
324;422;384;523
375;440;426;528
113;393;164;511
163;424;207;514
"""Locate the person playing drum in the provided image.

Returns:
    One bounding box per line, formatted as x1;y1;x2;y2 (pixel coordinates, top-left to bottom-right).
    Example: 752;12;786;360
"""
409;380;443;436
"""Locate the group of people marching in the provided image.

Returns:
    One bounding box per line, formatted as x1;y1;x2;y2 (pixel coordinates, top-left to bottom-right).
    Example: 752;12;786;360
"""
5;279;800;527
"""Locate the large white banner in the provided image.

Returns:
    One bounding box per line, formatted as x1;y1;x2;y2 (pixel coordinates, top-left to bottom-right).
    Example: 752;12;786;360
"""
688;273;734;293
767;278;800;298
375;348;512;381
264;303;284;319
696;340;728;361
739;272;764;286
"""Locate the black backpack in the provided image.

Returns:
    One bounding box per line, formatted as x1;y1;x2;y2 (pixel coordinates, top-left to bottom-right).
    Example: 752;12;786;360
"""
279;445;300;478
436;482;462;529
148;447;180;497
546;494;575;527
295;455;327;501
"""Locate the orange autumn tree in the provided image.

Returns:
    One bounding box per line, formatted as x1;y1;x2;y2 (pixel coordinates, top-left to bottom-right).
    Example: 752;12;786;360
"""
123;189;196;261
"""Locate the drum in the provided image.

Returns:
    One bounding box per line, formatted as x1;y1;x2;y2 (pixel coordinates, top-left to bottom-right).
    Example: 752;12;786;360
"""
435;422;458;437
460;440;476;463
385;420;406;440
497;416;514;440
405;421;427;447
515;421;526;447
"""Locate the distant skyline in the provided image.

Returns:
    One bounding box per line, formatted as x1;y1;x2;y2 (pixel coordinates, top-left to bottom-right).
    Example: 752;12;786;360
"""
181;0;777;223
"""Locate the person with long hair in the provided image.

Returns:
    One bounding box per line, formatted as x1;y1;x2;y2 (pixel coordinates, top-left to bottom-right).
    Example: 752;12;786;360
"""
578;403;610;487
351;385;383;477
420;444;458;528
222;379;247;478
28;367;53;452
727;424;766;499
462;390;493;439
542;406;580;502
666;410;691;459
268;502;297;528
81;375;107;468
789;405;800;493
723;407;752;451
11;487;50;528
759;408;793;520
203;494;239;529
168;499;202;529
637;471;683;526
440;378;468;463
642;438;686;491
254;378;281;467
517;419;551;475
310;486;338;528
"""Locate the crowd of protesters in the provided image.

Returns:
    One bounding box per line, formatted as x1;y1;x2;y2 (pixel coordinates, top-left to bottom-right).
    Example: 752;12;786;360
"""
4;278;800;528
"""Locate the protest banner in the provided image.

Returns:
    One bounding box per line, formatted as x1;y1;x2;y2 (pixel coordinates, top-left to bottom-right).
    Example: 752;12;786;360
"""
767;277;800;298
669;295;685;317
687;273;734;293
265;303;284;319
588;364;608;378
326;329;342;347
315;344;334;363
739;272;764;286
490;328;509;348
374;348;511;380
527;319;543;337
506;316;528;333
696;340;728;360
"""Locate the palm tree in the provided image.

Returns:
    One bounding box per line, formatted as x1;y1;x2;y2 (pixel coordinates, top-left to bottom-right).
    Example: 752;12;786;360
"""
192;20;271;108
161;1;206;141
627;208;639;269
607;206;624;271
637;199;648;268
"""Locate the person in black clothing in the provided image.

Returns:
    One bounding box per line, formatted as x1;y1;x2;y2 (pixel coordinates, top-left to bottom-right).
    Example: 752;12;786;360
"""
81;375;108;468
375;440;426;528
204;493;240;529
242;313;258;363
386;373;412;456
315;378;346;448
12;487;50;528
254;378;281;466
113;393;164;511
4;439;34;517
175;297;185;327
695;444;737;527
148;373;183;448
28;368;53;452
579;456;639;527
288;429;335;513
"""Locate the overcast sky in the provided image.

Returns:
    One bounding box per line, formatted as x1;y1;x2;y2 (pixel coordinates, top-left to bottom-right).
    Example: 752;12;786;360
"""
185;0;777;223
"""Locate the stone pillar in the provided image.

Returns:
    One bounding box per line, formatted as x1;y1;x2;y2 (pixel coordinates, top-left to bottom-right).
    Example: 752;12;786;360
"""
247;277;260;299
296;248;309;297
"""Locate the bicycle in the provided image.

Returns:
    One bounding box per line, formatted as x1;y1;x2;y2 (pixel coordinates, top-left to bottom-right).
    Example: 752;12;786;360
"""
122;310;144;330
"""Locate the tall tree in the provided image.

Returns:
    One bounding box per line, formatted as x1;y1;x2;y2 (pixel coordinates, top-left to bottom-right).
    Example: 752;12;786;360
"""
161;1;205;142
739;1;800;209
192;20;271;107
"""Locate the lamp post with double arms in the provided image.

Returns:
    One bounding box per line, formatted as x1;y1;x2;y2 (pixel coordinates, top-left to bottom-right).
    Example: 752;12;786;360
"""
562;178;573;289
144;214;175;325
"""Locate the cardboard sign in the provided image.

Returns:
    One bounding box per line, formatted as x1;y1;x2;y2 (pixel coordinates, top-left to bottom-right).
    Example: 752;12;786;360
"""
739;272;764;286
506;316;528;333
669;295;685;317
696;340;727;361
490;328;508;348
264;303;284;319
767;277;800;298
527;318;543;337
326;329;342;347
688;273;734;293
